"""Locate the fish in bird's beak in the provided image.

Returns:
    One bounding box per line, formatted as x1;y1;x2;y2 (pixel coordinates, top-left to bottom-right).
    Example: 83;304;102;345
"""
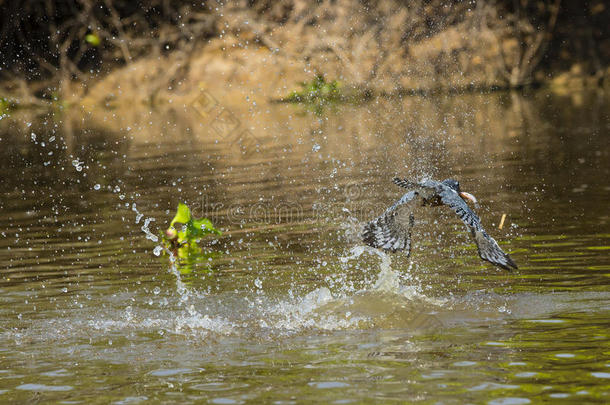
459;191;479;209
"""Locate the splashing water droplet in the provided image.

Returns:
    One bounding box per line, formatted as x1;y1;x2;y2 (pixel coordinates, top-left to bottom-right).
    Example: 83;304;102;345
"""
153;245;163;256
141;217;159;242
312;143;321;152
72;159;84;172
132;203;144;224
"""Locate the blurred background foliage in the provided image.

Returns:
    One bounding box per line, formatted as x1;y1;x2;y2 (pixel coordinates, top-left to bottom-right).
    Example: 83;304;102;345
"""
0;0;607;101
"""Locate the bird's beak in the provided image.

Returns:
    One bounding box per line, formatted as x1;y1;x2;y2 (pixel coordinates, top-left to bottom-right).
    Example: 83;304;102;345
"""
459;191;479;208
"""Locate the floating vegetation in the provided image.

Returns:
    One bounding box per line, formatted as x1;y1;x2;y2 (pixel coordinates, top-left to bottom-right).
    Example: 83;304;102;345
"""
160;202;221;274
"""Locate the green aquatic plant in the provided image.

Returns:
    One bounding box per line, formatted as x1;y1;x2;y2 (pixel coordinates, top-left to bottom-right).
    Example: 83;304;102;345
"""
284;75;342;103
161;202;221;274
280;75;372;116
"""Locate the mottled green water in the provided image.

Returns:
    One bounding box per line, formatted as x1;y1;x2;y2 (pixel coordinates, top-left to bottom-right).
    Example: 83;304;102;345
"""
0;90;609;403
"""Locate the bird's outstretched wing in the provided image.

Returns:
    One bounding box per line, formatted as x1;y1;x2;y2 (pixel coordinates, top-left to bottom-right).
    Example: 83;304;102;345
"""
393;178;421;189
362;191;417;254
437;184;518;271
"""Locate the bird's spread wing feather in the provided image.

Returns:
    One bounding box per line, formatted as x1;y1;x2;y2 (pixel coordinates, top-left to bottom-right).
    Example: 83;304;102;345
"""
394;178;443;201
392;178;420;189
438;184;518;271
437;185;483;230
362;191;416;254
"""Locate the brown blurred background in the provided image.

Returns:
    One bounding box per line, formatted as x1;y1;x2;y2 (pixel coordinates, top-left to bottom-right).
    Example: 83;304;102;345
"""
0;0;608;109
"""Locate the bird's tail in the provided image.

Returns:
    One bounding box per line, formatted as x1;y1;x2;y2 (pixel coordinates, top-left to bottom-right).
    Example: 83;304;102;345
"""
472;229;519;271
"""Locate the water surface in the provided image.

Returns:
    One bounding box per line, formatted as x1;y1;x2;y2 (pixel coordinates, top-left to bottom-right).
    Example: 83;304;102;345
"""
1;90;609;403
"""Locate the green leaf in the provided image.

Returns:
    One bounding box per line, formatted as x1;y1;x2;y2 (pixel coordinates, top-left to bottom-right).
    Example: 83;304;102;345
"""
192;218;221;236
177;229;188;244
170;202;191;227
85;33;101;47
161;203;221;275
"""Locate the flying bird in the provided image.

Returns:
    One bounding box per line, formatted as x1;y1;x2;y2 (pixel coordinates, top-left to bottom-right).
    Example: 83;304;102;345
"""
362;178;518;270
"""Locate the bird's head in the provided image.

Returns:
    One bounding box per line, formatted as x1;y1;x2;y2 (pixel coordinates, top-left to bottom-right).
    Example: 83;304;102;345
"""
442;178;479;208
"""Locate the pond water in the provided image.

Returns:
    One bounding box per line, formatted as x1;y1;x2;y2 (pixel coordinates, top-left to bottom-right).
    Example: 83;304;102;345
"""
0;90;609;403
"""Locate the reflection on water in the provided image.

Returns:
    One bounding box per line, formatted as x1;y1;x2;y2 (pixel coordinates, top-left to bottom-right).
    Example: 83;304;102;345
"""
0;90;609;403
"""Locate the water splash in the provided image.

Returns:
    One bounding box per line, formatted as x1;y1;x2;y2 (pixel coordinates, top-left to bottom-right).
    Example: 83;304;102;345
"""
131;203;144;224
263;287;366;332
71;159;84;172
152;245;163;256
340;246;446;307
140;217;158;242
